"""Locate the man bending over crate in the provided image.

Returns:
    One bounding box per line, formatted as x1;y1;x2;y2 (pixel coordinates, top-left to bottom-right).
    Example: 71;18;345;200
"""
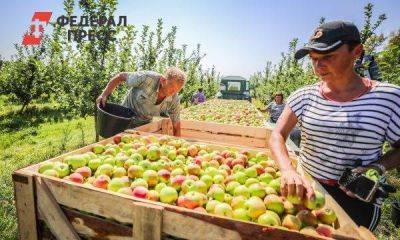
269;21;400;230
96;67;187;136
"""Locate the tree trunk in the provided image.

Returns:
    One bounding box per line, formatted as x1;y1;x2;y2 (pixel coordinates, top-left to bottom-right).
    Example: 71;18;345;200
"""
19;101;29;114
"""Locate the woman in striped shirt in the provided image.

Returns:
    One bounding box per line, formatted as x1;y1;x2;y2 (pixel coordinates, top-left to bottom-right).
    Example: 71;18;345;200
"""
269;21;400;230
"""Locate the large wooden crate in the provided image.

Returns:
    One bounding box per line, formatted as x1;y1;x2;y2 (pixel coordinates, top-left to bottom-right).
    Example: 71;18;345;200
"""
13;119;374;240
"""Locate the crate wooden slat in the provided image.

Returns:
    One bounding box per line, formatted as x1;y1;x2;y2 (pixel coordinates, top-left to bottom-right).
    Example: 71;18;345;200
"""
13;119;372;240
135;119;272;151
12;171;38;240
35;176;80;240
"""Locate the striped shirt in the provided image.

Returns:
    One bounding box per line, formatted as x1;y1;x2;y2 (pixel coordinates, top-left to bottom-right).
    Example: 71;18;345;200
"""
121;71;180;123
287;82;400;180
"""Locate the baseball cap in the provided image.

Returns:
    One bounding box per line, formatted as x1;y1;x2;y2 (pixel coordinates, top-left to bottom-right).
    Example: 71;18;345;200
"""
295;20;361;60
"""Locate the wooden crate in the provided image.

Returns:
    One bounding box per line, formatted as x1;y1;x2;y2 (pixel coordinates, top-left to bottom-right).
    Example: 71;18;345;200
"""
13;119;374;240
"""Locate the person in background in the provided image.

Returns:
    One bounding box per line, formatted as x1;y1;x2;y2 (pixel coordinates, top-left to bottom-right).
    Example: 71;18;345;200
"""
96;67;187;136
265;92;301;147
266;92;285;123
191;88;206;104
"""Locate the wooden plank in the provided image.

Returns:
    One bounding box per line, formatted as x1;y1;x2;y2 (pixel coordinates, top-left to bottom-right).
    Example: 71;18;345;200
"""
164;206;334;240
134;121;162;133
133;202;163;240
40;206;133;240
162;210;241;240
35;176;80;240
36;177;134;224
181;129;267;148
68;208;129;240
12;170;39;240
161;118;174;136
358;226;376;240
181;119;269;139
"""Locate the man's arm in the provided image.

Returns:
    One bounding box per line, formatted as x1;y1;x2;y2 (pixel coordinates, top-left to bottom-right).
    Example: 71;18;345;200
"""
96;72;145;106
96;73;127;106
168;94;181;136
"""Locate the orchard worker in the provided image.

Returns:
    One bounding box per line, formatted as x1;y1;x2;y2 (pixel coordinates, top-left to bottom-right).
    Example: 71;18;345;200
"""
96;67;187;136
266;92;301;147
269;20;400;230
266;92;285;123
191;88;206;104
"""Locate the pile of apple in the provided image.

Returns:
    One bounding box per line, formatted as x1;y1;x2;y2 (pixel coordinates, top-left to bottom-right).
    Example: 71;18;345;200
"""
181;99;265;127
38;133;338;238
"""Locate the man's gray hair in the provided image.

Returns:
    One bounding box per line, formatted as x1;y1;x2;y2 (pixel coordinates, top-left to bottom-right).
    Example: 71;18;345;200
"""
165;67;187;85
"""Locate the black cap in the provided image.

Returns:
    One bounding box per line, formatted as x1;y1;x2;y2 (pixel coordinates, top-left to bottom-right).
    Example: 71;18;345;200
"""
295;21;361;60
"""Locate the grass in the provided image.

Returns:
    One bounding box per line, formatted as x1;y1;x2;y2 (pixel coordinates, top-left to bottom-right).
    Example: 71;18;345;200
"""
374;170;400;239
0;98;399;239
0;101;96;240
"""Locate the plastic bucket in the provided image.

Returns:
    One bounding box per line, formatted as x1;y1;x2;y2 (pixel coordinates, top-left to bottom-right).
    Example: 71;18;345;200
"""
96;103;136;138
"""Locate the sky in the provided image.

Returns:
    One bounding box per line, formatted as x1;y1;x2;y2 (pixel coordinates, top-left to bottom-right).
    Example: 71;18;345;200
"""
0;0;399;78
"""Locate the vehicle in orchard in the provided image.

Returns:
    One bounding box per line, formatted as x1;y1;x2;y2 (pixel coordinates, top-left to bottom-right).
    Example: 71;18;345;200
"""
217;76;251;101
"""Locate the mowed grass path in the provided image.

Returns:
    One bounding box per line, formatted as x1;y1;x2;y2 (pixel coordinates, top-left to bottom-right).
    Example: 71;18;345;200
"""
0;101;96;239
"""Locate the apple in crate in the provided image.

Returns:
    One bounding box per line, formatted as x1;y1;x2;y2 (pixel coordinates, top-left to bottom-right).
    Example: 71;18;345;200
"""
214;202;233;218
88;158;102;172
69;173;84;184
128;165;144;178
38;162;55;174
117;187;134;196
53;162;70;178
244;196;266;219
132;186;149;199
159;186;178;204
264;194;284;215
42;169;59;178
147;190;160;201
95;164;114;177
304;191;325;210
282;214;302;230
177;192;206;209
75;166;92;178
171;175;186;190
65;155;87;170
315;208;337;225
112;167;127;178
93;175;110;189
157;169;171;183
143;169;159;187
92;144;105;154
257;210;281;226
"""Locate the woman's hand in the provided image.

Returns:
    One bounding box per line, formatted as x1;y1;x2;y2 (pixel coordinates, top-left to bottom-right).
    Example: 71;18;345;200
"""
96;94;108;107
280;168;315;200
